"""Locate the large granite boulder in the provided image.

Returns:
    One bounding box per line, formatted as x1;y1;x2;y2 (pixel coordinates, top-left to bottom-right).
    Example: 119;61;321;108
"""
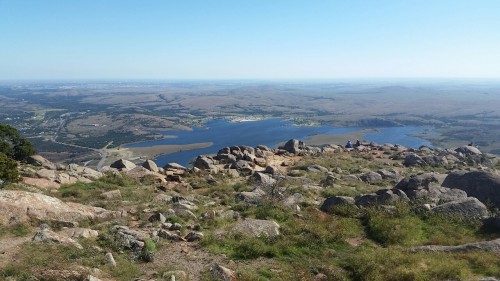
360;171;383;184
280;139;305;154
32;228;83;249
110;159;136;170
403;154;427;167
67;164;103;180
320;196;356;212
236;188;266;204
28;155;57;170
395;173;441;191
193;156;216;170
142;160;159;173
249;172;276;187
0;190;123;225
355;189;408;206
442;170;500;208
431;197;489;219
455;145;482;156
232;219;280;237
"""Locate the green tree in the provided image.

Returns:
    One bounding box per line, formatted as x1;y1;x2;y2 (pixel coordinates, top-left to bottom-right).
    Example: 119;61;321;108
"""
0;152;20;183
0;124;35;162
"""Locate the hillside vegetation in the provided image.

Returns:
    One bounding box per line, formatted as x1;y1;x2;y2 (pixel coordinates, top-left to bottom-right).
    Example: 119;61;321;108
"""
1;138;500;281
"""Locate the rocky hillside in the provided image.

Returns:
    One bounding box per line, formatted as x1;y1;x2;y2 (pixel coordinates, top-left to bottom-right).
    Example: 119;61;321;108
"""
1;140;500;281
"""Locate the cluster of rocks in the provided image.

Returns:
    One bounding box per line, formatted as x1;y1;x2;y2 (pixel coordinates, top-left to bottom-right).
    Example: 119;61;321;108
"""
321;171;497;220
191;139;333;177
20;155;104;189
402;145;499;168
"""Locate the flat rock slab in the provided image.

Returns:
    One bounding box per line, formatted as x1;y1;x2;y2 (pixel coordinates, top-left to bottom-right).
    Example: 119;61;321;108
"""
232;218;280;237
0;190;122;225
410;238;500;254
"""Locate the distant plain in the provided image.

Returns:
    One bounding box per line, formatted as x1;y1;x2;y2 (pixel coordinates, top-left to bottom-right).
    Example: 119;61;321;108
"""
1;80;499;167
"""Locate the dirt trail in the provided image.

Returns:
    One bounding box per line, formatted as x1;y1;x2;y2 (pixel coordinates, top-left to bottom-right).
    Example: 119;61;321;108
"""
140;241;225;281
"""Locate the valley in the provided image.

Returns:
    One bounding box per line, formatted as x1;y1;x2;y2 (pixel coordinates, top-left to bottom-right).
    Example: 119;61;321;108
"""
1;80;500;168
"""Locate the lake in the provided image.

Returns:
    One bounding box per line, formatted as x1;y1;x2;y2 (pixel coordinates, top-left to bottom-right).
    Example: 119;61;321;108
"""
126;119;433;167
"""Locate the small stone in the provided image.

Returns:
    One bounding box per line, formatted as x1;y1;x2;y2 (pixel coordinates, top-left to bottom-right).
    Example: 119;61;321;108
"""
148;212;166;223
185;231;204;242
104;252;116;267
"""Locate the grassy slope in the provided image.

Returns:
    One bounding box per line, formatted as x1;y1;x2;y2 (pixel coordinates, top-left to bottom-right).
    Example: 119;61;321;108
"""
2;151;500;281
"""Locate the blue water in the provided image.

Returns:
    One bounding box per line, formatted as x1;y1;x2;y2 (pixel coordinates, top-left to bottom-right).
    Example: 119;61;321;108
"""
126;119;433;167
365;127;434;148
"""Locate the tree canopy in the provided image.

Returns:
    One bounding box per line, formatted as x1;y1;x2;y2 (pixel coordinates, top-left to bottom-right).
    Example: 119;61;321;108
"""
0;124;35;162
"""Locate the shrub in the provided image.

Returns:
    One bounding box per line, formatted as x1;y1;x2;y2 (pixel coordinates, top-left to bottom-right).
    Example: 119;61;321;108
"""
0;124;35;162
0;152;20;183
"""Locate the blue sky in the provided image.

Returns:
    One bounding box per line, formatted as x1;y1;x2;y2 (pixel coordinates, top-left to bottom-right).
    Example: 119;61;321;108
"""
0;0;499;80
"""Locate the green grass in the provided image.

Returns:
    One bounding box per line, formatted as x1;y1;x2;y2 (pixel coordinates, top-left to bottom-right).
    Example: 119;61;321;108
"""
56;172;155;208
200;196;500;280
0;241;142;281
0;222;31;238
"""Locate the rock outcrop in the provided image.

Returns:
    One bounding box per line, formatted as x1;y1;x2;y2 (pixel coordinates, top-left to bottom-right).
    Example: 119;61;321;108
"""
442;170;500;208
0;190;123;225
232;219;280;237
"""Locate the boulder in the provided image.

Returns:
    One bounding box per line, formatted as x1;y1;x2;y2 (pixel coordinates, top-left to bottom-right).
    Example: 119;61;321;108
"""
360;171;383;184
67;164;103;180
32;228;83;249
403;154;427;167
320;196;356;212
280;139;305;154
148;212;166;223
158;230;185;241
193;156;216;170
236;188;266;204
22;177;60;189
36;168;58;181
142;160;159;173
442;170;500;208
153;194;173;203
110;159;136;170
355;189;408;206
428;186;468;204
395;173;440;191
211;264;237;281
264;166;280;175
377;169;399;181
112;225;148;249
283;193;306;207
104;252;117;267
62;227;99;239
28;155;57;170
307;165;329;173
0;190;123;225
56;172;78;185
410;238;500;254
232;219;280;237
100;189;122;200
184;231;204;242
421;155;448;167
249;172;276;187
231;159;253;170
455;145;482;156
164;162;188;170
431;197;489;219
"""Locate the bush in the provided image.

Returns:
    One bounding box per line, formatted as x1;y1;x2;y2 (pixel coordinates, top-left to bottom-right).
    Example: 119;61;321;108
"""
0;124;35;162
367;213;424;246
0;152;20;183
